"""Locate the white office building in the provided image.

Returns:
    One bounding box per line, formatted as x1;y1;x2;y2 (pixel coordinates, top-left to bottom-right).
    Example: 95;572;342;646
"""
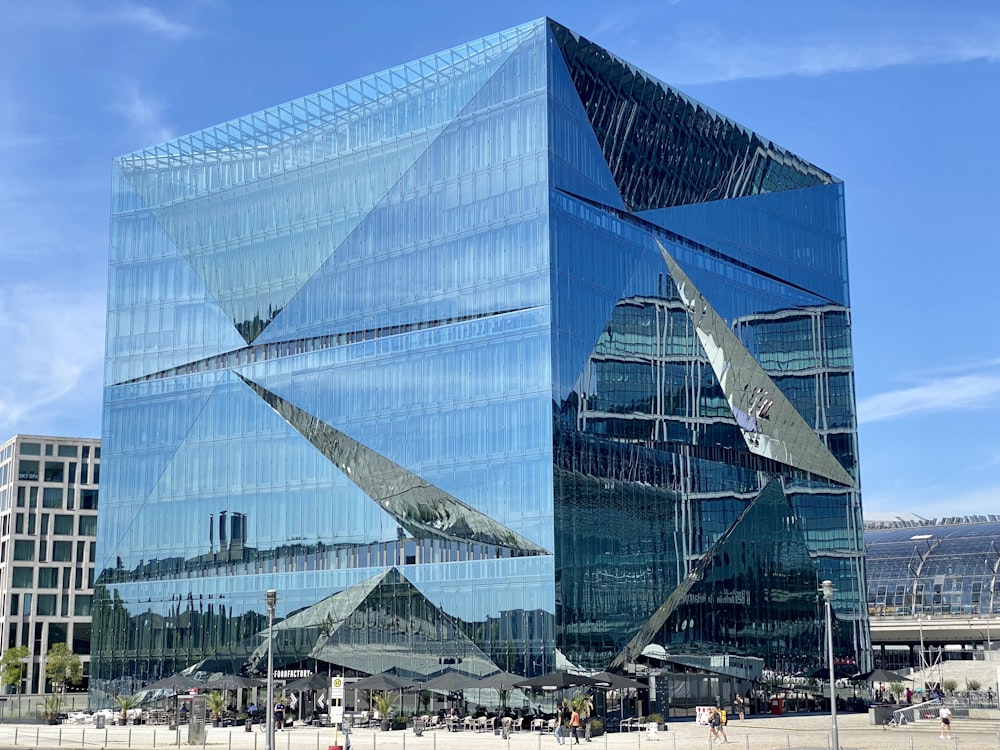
0;435;100;697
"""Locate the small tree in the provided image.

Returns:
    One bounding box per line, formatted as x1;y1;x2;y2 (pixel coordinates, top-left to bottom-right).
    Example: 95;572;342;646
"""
942;679;958;693
206;691;227;722
1;646;30;713
966;679;981;692
889;682;904;700
44;643;82;707
112;694;139;725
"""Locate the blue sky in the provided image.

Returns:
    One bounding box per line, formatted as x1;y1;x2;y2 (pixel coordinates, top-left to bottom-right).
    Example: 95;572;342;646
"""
1;0;997;521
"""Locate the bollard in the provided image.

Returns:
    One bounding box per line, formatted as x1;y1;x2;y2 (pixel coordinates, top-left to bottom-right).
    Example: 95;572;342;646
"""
826;733;830;750
744;734;749;750
910;733;914;750
787;733;791;750
58;727;62;747
230;730;233;750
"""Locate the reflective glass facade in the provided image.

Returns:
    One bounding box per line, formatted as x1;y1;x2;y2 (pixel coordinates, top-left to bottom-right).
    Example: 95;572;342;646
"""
93;18;868;698
866;519;1000;617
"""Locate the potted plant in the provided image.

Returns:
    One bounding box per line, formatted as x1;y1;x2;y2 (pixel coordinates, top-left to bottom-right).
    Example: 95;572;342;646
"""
647;712;665;731
44;694;62;725
372;692;397;731
206;691;227;727
392;712;409;731
112;694;139;726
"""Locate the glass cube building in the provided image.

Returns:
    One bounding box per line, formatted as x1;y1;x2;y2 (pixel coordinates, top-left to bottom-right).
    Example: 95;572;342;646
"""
93;17;869;696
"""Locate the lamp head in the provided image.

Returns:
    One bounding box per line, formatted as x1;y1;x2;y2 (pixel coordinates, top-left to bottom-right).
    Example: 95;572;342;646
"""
265;589;277;609
820;580;835;600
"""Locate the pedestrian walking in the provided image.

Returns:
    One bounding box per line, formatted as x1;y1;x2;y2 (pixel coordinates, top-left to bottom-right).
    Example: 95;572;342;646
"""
939;702;952;739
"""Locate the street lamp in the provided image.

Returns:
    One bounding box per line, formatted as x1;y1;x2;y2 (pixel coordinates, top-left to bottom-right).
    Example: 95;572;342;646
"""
917;614;927;672
265;590;278;750
820;580;839;750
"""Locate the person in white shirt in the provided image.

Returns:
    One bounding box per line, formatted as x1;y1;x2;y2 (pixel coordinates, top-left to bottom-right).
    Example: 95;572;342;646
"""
938;702;952;739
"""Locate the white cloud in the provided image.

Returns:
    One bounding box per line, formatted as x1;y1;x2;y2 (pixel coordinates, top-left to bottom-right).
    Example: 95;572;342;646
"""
857;367;1000;424
4;1;195;40
117;2;195;40
625;17;1000;85
114;85;174;145
0;285;106;433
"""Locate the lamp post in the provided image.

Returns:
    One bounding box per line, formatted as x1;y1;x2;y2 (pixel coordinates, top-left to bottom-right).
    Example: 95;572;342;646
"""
917;614;926;672
265;590;278;750
820;580;839;750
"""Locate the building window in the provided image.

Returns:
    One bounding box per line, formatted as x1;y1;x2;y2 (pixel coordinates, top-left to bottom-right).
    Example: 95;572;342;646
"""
37;568;58;588
79;464;88;484
18;460;38;481
42;488;63;509
8;594;18;616
36;595;57;616
82;446;89;459
20;442;40;455
57;445;77;458
73;595;93;617
43;462;64;483
11;567;33;588
80;490;98;510
78;516;97;536
53;542;72;562
13;540;35;561
53;515;73;535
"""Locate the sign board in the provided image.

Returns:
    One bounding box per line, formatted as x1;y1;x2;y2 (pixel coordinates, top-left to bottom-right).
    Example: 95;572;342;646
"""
331;676;345;700
332;705;344;724
187;695;207;745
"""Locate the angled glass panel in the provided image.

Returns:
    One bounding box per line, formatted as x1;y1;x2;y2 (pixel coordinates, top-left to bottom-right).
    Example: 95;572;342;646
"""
548;20;835;212
259;23;549;344
107;165;245;384
610;478;821;671
547;29;625;211
237;373;546;555
638;183;850;306
657;239;854;486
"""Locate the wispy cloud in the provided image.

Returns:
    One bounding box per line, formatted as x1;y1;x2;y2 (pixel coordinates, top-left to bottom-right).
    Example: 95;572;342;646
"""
623;16;1000;85
858;360;1000;424
0;285;105;433
114;85;174;145
117;2;195;40
5;0;195;40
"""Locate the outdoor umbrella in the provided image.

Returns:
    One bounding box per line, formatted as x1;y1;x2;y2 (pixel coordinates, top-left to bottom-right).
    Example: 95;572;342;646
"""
421;669;482;693
802;665;858;680
514;671;600;691
853;668;911;684
140;674;203;693
473;671;525;691
589;672;646;690
203;675;266;691
351;672;419;692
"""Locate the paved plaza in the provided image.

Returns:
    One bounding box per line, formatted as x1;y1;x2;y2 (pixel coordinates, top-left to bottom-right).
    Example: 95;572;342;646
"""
1;712;999;750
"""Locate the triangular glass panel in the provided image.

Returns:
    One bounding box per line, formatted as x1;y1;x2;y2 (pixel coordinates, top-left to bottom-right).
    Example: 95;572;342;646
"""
547;19;835;211
547;26;624;211
656;240;854;486
117;21;540;344
108;164;246;383
258;21;548;344
236;373;547;555
638;183;850;306
610;478;820;669
248;568;500;678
